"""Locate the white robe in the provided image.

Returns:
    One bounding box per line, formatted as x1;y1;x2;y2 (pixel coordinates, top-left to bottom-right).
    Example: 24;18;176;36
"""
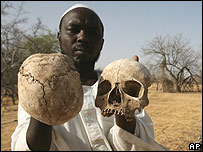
11;81;169;151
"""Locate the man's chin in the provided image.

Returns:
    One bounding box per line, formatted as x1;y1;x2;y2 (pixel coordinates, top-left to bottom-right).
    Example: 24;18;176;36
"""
73;58;86;65
73;53;100;68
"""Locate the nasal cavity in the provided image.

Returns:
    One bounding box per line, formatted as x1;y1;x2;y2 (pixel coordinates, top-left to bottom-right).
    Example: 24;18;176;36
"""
108;87;121;106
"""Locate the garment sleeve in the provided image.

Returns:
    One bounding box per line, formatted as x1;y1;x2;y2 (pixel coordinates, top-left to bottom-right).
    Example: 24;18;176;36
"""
11;103;71;151
107;109;169;151
11;103;32;151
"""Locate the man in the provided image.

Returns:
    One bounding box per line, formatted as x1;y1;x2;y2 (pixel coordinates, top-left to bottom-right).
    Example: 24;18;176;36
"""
11;4;168;151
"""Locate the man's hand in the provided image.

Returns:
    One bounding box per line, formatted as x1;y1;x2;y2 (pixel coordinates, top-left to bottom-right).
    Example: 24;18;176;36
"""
26;117;52;151
132;55;139;62
115;114;136;134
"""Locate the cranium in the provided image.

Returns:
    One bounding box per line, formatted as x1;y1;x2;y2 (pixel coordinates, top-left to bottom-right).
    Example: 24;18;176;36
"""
18;53;83;125
95;59;152;122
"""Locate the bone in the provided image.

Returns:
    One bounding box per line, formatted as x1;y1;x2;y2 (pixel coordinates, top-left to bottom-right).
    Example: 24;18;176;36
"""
95;58;152;121
18;53;83;125
104;108;108;112
102;110;107;116
118;111;122;115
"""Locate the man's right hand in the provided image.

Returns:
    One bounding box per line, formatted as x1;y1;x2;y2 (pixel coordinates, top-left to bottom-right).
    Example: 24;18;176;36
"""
26;117;52;151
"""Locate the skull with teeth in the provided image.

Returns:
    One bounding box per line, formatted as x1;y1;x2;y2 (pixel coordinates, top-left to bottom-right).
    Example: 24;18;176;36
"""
95;59;152;122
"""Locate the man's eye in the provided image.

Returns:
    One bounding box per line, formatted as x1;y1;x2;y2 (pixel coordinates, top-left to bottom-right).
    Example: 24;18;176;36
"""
67;28;80;34
88;30;101;37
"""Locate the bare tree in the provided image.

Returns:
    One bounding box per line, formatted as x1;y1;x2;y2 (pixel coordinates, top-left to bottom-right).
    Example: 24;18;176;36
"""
1;1;60;104
1;1;28;104
142;34;201;92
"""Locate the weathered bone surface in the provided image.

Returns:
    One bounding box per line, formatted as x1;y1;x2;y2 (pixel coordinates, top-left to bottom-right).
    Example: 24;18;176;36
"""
18;53;83;125
95;59;152;122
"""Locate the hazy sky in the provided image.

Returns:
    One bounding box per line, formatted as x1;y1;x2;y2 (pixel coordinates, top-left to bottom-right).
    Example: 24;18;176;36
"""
8;1;202;69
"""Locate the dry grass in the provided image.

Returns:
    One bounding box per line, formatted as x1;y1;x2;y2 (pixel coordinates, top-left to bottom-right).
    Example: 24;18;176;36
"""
1;98;18;151
145;84;202;151
1;84;202;151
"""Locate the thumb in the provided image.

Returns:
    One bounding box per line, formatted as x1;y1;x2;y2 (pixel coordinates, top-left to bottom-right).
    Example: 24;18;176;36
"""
132;55;139;62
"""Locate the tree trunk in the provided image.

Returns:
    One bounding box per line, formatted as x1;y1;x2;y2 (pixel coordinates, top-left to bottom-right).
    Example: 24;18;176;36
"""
176;84;181;92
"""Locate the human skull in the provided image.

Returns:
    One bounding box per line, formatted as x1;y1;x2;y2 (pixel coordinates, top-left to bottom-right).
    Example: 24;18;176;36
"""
18;53;83;125
95;59;152;122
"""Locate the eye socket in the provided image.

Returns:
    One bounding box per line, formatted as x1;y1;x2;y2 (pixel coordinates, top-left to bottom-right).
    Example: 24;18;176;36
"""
123;80;141;97
97;80;111;96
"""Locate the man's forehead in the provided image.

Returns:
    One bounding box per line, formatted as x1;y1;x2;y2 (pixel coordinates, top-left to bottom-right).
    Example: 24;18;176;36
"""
63;8;99;22
59;4;101;29
59;4;93;21
62;8;103;33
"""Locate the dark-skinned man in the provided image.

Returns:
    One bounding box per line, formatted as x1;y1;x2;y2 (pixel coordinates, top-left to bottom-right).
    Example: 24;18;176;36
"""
11;4;168;151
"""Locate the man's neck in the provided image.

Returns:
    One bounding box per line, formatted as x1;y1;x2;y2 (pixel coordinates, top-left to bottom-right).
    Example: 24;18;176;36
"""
75;62;98;86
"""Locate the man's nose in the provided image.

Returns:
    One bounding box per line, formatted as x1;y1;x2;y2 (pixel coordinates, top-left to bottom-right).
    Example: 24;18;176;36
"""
77;30;89;43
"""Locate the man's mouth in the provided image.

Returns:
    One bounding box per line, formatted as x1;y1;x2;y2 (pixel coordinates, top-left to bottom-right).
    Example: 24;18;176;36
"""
74;50;87;55
74;43;90;52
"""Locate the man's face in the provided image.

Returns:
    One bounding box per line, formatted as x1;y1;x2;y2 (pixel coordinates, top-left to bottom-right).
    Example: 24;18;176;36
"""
58;8;104;65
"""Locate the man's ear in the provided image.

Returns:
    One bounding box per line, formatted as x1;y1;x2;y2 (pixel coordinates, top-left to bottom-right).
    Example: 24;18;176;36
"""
57;32;61;42
57;32;62;50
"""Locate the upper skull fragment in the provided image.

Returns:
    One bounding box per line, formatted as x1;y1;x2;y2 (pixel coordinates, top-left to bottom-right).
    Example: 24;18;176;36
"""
95;58;152;121
18;53;83;125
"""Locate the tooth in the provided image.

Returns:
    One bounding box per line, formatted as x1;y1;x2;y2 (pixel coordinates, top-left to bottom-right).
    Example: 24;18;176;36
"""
102;110;107;115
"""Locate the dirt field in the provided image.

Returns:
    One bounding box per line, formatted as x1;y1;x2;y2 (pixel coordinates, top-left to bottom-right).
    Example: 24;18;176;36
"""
145;84;202;151
1;84;202;151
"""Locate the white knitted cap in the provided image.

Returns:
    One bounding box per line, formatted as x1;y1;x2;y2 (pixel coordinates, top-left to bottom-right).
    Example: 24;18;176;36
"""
59;4;97;30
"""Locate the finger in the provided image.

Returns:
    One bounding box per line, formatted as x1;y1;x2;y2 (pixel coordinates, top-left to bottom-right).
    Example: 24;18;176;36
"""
132;55;139;62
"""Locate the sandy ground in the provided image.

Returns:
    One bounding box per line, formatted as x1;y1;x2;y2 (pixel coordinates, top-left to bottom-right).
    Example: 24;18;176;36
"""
1;84;202;151
145;84;202;151
1;100;18;151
